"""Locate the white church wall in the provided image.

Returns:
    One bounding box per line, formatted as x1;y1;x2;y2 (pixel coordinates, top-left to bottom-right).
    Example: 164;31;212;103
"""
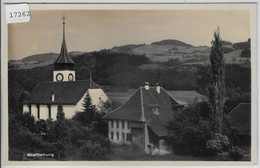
40;105;49;120
51;105;58;120
74;89;108;113
23;104;29;113
53;70;75;82
22;88;109;121
64;105;76;119
31;104;38;120
88;88;109;111
74;92;87;112
74;89;109;113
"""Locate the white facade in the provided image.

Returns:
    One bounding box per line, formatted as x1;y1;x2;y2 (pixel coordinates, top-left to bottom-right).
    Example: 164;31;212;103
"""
88;88;109;111
39;105;49;120
106;119;171;155
53;70;75;82
31;104;38;119
23;89;109;121
108;120;131;144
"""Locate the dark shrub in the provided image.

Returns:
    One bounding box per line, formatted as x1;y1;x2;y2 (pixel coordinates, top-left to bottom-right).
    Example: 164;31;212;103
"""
205;133;230;155
80;141;108;160
91;134;110;153
229;146;244;161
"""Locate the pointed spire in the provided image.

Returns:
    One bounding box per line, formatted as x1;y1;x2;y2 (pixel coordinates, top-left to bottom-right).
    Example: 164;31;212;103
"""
62;15;66;40
54;14;75;65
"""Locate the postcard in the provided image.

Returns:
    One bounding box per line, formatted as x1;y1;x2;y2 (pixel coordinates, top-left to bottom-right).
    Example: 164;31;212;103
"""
2;2;258;167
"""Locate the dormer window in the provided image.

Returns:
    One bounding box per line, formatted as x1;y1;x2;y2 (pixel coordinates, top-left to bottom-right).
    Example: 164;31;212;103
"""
150;105;160;115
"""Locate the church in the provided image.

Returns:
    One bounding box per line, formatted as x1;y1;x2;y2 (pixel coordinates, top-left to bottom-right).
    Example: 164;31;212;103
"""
23;16;108;120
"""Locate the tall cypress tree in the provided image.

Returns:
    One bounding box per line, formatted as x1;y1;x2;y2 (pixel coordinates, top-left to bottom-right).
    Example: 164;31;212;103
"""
208;28;226;134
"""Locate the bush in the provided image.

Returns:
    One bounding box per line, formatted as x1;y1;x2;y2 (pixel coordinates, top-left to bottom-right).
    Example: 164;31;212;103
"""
229;146;244;161
206;133;230;155
80;141;108;160
91;134;110;153
53;141;67;159
167;102;231;157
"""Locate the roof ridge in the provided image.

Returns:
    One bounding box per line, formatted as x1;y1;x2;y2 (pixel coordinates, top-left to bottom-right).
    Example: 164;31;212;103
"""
228;103;251;116
22;82;42;103
102;88;140;119
161;87;180;105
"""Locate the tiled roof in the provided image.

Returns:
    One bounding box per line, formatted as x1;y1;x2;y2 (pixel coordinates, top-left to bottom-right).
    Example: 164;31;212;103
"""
103;87;180;137
23;80;100;105
102;89;143;121
228;103;251;136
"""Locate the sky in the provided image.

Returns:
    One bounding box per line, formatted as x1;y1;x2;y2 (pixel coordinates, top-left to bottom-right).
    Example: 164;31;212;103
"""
8;9;250;60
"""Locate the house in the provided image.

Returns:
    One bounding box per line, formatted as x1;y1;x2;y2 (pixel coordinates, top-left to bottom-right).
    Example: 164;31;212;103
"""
103;82;182;155
23;16;108;120
228;103;251;146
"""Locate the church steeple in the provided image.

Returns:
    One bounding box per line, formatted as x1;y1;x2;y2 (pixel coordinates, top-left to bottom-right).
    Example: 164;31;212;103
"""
53;15;76;82
54;15;75;67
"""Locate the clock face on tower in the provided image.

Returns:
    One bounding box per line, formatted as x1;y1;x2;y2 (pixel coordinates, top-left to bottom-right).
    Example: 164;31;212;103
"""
56;73;64;82
68;73;74;81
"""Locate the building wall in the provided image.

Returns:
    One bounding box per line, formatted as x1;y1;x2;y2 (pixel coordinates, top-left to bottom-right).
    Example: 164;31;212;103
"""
75;89;109;112
88;88;109;111
53;70;75;82
50;105;58;119
106;119;171;155
23;104;30;113
64;105;77;119
132;127;144;150
22;89;109;120
31;104;38;120
108;120;131;144
23;104;77;121
40;105;49;120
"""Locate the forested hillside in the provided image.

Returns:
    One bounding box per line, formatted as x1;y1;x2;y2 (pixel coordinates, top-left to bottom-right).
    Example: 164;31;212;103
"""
9;50;250;114
8;45;251;161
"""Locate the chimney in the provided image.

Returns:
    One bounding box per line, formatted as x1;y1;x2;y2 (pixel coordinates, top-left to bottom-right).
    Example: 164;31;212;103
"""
156;83;160;94
144;82;149;90
51;92;55;102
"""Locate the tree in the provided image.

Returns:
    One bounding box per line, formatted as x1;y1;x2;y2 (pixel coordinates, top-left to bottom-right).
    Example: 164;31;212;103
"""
16;112;36;133
167;102;230;156
167;102;214;156
74;92;96;127
57;102;65;121
208;28;226;134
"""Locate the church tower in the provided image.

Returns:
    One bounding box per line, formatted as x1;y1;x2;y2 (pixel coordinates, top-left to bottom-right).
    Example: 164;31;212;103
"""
53;16;76;82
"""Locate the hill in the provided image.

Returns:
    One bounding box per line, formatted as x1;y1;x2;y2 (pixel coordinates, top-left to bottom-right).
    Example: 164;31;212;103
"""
9;38;250;70
9;51;86;70
21;52;58;62
111;44;145;54
151;39;193;47
111;39;250;68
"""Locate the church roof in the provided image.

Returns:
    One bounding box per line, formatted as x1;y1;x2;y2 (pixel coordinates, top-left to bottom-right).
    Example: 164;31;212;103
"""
23;80;100;105
103;87;181;137
228;103;251;136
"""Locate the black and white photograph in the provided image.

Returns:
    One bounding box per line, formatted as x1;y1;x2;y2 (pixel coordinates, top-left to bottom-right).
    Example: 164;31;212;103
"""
3;3;258;166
